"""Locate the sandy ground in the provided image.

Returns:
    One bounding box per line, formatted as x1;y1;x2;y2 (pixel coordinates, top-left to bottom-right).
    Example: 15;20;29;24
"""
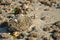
0;0;60;40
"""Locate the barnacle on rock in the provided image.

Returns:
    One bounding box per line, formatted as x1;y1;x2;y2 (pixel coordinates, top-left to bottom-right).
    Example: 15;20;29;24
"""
8;16;32;32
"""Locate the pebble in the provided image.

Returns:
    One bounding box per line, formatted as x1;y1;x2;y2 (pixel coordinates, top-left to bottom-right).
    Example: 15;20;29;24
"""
23;4;29;9
28;32;39;38
17;33;25;39
13;31;20;37
0;16;3;20
54;21;60;27
14;19;18;23
0;33;12;39
28;37;36;40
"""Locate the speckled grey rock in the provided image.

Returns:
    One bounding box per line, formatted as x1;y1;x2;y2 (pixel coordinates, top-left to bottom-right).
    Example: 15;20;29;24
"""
8;15;32;32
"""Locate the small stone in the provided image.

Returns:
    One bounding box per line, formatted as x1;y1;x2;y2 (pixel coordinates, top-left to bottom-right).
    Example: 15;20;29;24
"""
44;8;49;11
43;27;52;32
23;4;29;9
52;21;60;29
7;8;13;13
54;21;60;27
13;31;20;37
14;19;18;23
29;32;39;38
17;33;25;39
0;21;9;28
7;16;13;19
0;10;2;14
41;17;46;20
0;35;2;38
0;33;12;39
51;31;60;40
30;14;35;19
28;37;36;40
43;37;48;40
50;25;58;30
20;14;24;17
0;0;11;5
0;16;3;20
13;8;21;15
25;1;30;5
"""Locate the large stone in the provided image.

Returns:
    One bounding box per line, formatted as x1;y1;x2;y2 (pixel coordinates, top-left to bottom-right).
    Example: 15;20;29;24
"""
8;15;32;32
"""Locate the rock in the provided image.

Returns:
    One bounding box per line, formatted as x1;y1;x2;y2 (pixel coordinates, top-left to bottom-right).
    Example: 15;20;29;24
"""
51;31;60;40
0;21;9;28
24;1;30;5
0;33;12;39
29;32;39;38
27;0;38;3
43;24;53;32
50;25;59;31
0;9;2;14
22;4;29;10
43;27;51;32
13;31;20;37
44;8;49;11
14;19;18;23
0;0;11;5
42;37;48;40
53;21;60;27
28;37;36;40
30;14;35;19
8;16;32;32
53;32;60;40
17;33;25;39
42;37;49;40
0;35;2;38
0;16;4;20
41;16;46;20
25;37;36;40
13;7;22;15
